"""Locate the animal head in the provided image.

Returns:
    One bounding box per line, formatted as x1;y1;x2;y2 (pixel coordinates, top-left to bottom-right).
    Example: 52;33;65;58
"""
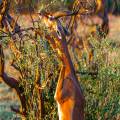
38;11;72;59
39;11;69;40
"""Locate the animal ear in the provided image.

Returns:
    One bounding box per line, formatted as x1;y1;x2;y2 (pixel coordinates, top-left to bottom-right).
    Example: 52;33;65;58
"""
63;26;70;36
57;29;62;39
57;23;70;36
57;27;70;39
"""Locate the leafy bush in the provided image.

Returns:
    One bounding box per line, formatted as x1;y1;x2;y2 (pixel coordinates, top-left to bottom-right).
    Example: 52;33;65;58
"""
0;0;120;119
73;36;120;120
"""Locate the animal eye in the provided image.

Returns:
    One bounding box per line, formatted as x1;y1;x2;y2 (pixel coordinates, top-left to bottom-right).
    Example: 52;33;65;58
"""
57;30;62;39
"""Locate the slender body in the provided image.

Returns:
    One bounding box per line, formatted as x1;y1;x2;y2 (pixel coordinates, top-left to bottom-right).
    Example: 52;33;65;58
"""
39;12;85;120
67;0;109;65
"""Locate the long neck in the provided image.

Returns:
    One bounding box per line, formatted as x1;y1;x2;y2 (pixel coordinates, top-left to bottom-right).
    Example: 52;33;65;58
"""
59;36;76;77
50;29;76;77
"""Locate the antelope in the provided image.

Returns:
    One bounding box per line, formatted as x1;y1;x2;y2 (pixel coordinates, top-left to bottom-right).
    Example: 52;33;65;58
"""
38;11;85;120
65;0;109;67
70;0;109;36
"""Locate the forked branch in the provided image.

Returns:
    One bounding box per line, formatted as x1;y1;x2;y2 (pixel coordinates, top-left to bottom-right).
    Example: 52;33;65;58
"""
0;44;27;115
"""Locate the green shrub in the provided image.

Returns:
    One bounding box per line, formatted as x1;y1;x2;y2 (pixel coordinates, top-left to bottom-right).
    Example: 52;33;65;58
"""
74;36;120;120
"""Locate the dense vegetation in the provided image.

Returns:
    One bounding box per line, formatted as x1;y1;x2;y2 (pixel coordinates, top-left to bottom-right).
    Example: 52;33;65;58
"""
0;0;120;120
11;0;120;14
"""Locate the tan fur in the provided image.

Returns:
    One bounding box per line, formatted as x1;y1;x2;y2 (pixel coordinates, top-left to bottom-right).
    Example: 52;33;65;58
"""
39;13;85;120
